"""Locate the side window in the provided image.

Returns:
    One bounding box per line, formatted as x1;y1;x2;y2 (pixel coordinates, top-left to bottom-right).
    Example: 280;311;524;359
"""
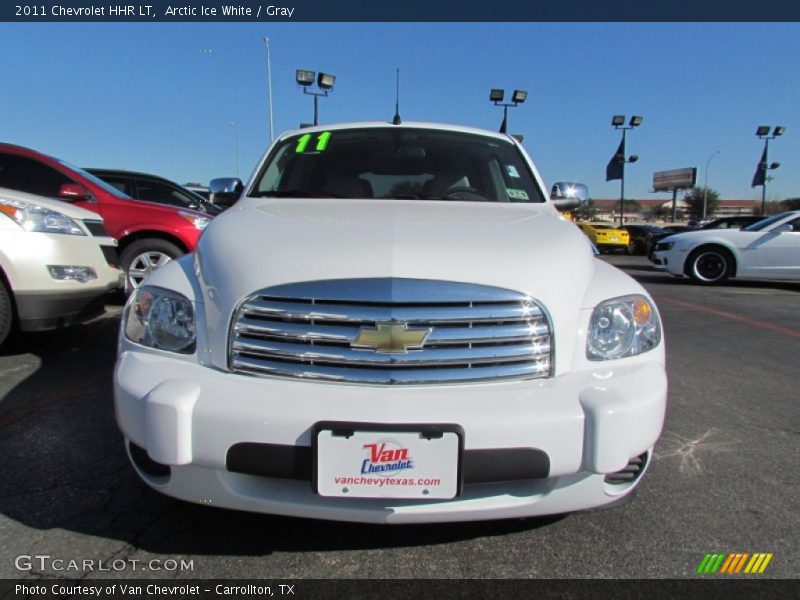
0;153;74;197
135;179;195;208
100;175;132;196
788;218;800;232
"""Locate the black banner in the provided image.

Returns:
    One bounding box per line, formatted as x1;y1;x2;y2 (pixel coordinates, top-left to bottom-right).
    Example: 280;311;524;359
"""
2;0;800;22
2;579;798;600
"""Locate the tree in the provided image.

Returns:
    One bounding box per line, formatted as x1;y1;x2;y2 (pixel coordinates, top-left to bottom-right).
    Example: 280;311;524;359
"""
572;198;597;221
781;198;800;211
622;199;641;212
761;201;786;215
682;187;719;220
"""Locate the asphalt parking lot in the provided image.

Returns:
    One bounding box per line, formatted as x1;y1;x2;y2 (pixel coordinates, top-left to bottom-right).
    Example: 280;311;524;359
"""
0;255;797;580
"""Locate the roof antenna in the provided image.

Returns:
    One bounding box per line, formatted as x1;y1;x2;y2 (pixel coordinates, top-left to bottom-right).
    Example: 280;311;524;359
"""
392;68;402;125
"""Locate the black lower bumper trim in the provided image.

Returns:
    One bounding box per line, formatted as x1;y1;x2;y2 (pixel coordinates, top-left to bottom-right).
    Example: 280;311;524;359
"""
226;442;549;484
15;288;114;332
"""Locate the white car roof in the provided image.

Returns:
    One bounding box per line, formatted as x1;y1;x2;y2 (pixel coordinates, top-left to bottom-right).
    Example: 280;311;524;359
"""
275;121;518;144
0;187;104;221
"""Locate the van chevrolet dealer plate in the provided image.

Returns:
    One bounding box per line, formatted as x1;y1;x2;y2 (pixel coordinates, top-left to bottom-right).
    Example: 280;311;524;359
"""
316;429;460;499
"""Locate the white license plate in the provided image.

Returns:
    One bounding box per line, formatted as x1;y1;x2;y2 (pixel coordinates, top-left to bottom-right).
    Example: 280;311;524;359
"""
316;429;460;499
610;237;618;242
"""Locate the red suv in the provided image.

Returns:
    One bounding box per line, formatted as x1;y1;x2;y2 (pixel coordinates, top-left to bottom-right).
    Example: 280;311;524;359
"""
0;143;211;291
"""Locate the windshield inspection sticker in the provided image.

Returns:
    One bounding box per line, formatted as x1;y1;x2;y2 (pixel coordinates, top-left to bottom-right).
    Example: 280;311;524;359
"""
507;188;529;201
505;165;520;178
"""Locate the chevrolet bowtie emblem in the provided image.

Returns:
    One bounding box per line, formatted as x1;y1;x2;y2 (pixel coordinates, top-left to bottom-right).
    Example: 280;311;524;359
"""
351;322;432;353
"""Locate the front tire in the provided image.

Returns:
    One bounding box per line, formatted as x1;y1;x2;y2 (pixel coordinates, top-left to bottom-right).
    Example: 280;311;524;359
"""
687;246;734;284
0;279;13;348
120;239;183;294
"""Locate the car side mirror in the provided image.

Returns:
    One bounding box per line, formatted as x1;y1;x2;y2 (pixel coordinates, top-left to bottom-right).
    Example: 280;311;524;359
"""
550;182;589;210
58;183;91;201
771;223;793;234
209;177;243;208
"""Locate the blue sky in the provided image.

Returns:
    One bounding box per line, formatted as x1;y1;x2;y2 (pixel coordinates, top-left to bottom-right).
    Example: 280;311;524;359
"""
1;22;798;201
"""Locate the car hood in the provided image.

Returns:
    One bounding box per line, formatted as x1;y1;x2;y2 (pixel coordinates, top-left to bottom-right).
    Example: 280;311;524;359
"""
193;198;596;352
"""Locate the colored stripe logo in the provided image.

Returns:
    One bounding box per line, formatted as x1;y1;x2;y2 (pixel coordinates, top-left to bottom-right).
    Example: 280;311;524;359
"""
696;552;773;574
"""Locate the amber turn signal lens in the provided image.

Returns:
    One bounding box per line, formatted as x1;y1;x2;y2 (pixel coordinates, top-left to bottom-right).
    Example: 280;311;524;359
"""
633;298;652;326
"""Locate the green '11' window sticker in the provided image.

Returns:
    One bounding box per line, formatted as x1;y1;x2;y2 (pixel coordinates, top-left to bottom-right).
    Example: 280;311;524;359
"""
295;131;332;153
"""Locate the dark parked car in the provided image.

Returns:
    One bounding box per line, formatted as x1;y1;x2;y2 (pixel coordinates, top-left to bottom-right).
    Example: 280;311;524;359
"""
645;225;696;258
621;224;664;255
87;169;224;216
697;216;764;230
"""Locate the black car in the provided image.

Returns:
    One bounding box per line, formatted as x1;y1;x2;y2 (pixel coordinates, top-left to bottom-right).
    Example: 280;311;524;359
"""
87;169;224;216
621;224;665;255
645;225;696;258
697;216;764;230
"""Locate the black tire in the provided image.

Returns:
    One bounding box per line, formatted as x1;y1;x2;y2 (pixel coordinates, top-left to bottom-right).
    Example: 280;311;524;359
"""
0;278;13;348
120;239;184;294
687;246;734;285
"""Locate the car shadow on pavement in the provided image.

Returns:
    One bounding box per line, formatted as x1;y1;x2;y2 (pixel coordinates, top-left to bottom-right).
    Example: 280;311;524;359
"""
0;314;563;560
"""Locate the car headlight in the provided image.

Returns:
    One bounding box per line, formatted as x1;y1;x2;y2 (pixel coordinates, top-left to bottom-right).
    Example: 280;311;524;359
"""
587;295;661;360
0;198;85;235
654;242;674;252
124;286;196;353
179;210;211;231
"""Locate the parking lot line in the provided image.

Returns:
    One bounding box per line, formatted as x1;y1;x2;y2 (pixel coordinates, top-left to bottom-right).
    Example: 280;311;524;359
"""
654;295;800;339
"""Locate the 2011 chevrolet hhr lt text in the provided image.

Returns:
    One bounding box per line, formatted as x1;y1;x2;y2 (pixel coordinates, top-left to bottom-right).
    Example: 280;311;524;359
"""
114;122;668;523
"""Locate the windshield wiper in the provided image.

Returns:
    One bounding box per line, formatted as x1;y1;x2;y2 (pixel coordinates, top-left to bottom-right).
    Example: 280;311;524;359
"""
253;190;343;198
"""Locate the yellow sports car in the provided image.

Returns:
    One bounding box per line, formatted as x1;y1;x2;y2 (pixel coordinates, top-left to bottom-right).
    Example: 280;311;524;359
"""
578;222;631;254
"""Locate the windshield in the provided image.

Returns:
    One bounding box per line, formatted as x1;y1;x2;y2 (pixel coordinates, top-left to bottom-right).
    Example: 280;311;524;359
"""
743;212;791;231
58;160;134;199
250;127;545;203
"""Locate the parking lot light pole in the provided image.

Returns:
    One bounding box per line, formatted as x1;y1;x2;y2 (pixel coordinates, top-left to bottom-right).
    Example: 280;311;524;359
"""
609;115;642;226
489;89;527;134
754;126;784;215
702;150;720;220
262;37;274;143
296;70;336;126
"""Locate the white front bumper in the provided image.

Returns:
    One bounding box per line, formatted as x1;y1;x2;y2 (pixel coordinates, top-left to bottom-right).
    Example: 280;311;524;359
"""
651;249;685;276
114;351;667;523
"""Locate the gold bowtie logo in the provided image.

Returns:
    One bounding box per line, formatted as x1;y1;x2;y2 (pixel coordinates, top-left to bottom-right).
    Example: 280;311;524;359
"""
352;322;432;353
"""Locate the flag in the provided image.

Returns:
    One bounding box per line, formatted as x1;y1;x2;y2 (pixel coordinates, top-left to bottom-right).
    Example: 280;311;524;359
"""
751;147;767;187
606;138;625;181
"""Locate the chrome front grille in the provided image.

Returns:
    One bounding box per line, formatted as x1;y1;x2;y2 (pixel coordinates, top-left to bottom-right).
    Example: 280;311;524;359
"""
229;278;553;385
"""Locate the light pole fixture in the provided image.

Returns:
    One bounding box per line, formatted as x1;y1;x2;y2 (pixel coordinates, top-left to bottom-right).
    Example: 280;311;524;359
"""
229;121;239;177
752;125;785;215
296;69;336;126
490;88;527;134
607;115;643;226
702;150;720;220
262;36;274;143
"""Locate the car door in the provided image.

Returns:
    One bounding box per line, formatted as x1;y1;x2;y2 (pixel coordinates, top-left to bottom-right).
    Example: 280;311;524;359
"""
751;217;800;277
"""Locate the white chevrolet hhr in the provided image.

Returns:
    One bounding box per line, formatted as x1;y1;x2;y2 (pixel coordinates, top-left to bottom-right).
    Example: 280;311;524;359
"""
114;122;667;523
